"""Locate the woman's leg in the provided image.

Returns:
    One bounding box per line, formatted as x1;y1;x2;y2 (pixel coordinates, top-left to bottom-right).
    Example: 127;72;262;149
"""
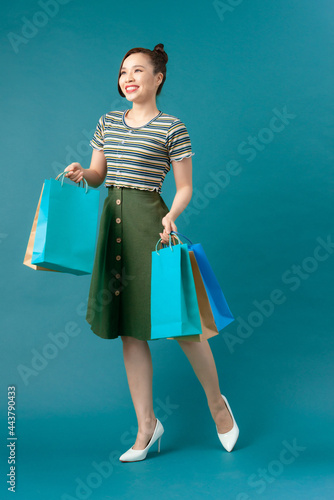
121;335;157;449
176;338;234;433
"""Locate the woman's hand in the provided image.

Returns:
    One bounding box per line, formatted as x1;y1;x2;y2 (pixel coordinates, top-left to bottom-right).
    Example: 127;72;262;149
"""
64;163;84;183
160;214;177;244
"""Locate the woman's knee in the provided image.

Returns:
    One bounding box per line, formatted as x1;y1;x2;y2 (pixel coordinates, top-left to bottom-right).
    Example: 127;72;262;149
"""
176;338;208;349
176;338;194;347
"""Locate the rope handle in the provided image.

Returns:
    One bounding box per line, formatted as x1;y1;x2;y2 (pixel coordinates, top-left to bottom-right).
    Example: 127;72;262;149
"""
155;232;183;254
154;231;195;254
56;170;89;194
155;232;182;253
170;231;193;245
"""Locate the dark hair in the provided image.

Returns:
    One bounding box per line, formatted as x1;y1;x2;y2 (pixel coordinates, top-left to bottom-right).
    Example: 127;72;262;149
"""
118;43;168;97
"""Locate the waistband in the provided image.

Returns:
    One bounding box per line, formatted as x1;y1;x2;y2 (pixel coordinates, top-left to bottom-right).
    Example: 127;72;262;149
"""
107;185;162;195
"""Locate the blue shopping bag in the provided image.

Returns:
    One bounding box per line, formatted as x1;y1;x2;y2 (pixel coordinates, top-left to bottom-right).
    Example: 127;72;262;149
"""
31;172;100;275
170;232;234;331
151;234;202;339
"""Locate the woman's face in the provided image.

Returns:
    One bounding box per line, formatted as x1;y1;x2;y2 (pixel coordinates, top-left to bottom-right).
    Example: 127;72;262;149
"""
119;52;162;103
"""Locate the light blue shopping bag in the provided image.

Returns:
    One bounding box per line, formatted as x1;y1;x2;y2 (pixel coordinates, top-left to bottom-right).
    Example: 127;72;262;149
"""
151;234;202;339
31;172;100;275
169;232;234;331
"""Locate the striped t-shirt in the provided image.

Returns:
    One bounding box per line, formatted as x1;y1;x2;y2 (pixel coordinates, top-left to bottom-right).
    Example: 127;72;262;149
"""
90;109;195;193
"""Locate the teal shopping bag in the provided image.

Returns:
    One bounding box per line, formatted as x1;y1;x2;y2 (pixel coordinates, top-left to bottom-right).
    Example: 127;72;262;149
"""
169;232;234;331
151;234;202;339
31;172;100;275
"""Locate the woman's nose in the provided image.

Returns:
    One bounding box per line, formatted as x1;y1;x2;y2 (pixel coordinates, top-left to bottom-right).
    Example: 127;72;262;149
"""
125;73;134;83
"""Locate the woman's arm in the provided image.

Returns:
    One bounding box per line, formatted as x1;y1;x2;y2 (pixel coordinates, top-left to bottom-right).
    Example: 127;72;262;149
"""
64;149;107;188
160;156;193;243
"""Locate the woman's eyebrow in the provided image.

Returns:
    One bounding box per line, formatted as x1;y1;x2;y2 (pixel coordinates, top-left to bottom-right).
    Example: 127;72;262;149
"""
121;65;145;70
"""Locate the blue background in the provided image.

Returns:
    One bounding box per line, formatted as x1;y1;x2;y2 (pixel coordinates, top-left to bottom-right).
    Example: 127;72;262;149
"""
1;0;333;499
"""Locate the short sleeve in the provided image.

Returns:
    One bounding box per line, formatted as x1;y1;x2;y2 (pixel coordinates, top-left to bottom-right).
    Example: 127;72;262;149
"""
166;119;195;163
90;115;105;150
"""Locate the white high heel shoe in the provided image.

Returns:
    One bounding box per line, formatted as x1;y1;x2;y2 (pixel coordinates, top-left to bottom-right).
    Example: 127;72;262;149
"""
119;418;164;462
216;394;239;452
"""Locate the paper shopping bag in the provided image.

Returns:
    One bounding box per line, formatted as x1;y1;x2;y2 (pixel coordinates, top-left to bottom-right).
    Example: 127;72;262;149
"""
170;232;234;331
150;239;202;339
167;250;219;342
30;172;100;275
23;183;59;272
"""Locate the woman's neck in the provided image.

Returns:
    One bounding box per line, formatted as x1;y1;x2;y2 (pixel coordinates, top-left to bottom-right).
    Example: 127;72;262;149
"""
126;102;160;125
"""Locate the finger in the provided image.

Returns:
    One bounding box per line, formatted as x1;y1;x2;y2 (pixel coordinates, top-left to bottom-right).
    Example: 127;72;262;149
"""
71;173;82;182
160;233;168;244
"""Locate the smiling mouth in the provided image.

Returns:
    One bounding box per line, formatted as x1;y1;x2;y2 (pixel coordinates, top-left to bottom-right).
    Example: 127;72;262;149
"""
126;86;139;92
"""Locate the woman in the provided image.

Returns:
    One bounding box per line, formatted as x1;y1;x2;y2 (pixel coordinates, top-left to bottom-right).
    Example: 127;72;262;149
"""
64;43;239;462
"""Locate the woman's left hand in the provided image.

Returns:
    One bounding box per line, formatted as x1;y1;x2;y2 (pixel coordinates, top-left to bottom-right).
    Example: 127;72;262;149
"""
160;214;177;244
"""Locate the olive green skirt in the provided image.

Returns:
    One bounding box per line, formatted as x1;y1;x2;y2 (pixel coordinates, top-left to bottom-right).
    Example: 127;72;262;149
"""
86;185;170;341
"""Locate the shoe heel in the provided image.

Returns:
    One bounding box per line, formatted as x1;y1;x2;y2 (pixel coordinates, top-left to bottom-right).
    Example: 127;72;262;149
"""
157;436;162;453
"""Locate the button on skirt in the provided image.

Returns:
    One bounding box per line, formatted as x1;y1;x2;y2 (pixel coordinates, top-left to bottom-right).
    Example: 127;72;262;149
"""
86;185;170;341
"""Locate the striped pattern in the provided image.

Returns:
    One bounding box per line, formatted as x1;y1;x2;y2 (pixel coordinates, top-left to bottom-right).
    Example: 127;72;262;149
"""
90;110;195;193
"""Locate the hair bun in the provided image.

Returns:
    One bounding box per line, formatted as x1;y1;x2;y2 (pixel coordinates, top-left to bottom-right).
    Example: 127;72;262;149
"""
153;43;168;64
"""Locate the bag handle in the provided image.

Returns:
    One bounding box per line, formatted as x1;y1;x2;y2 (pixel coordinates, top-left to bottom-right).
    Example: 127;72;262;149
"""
56;171;89;194
155;232;183;255
170;231;193;245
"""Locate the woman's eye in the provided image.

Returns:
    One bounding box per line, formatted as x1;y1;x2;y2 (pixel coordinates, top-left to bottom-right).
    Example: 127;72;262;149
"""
120;69;141;75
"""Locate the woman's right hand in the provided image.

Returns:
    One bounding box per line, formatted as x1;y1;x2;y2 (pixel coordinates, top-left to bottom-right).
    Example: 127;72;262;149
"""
64;163;84;183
